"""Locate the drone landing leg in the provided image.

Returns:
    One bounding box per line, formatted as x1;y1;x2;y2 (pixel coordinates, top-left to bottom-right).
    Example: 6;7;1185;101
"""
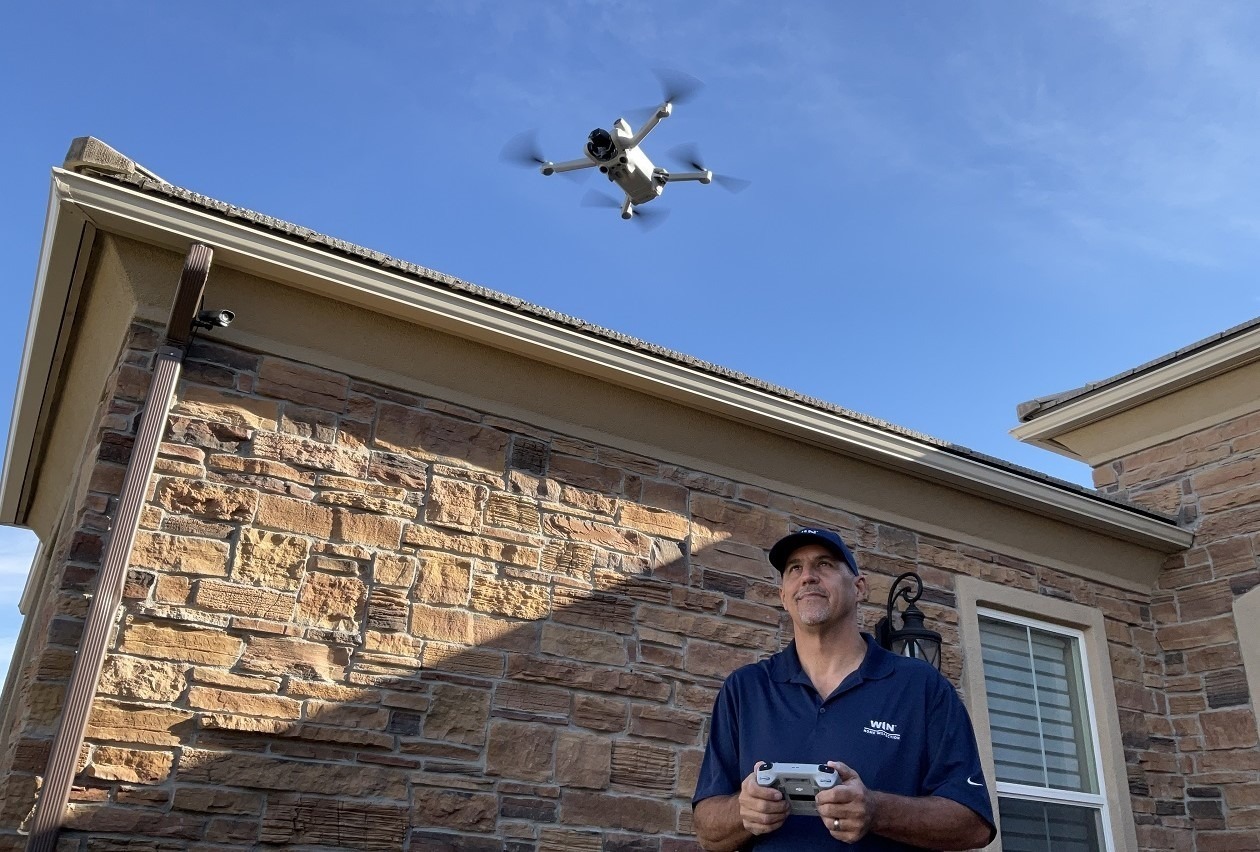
621;198;633;220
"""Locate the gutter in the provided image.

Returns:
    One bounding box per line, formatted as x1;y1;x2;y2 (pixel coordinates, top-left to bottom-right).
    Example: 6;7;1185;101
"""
25;244;214;851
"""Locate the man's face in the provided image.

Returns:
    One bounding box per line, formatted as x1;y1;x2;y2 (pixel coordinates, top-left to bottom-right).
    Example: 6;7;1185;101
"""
778;543;867;628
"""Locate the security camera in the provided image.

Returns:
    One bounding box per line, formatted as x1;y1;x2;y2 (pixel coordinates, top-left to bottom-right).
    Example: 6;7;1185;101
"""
193;309;235;330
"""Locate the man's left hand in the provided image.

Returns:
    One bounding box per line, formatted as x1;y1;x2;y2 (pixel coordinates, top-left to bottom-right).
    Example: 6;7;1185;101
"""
815;761;875;843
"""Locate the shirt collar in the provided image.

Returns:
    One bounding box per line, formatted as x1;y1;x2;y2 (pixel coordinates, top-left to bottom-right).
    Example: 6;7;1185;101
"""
770;632;897;684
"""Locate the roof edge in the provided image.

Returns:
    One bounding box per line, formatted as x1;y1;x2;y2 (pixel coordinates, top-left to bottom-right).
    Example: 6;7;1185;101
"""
14;164;1191;553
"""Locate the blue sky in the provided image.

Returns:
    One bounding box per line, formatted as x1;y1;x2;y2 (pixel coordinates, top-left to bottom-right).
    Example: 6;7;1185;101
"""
3;1;1260;686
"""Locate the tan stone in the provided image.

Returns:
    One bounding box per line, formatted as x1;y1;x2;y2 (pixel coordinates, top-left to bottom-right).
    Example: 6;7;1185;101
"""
255;493;334;538
542;514;646;555
629;704;704;744
154;573;192;604
506;656;670;701
294;573;367;631
1203;708;1260;750
423;684;491;745
173;785;264;815
194;579;296;619
303;700;390;729
559;790;675;833
257;357;349;409
375;403;507;472
486;720;555;781
410;604;473;642
174;384;279;431
424;478;489;533
469;574;550;620
556;731;611;788
331;508;403;549
118;619;243;666
1158;616;1239;651
179;748;406;797
411;789;497;832
238;635;349;681
541;540;598;579
415;553;472;605
486;493;542;532
403;525;541;567
422;643;505;678
209;453;313;483
259;795;408;850
188;686;302;719
232;529;310;590
541;624;627;665
97;655;186;702
130;530;230;576
84;746;175;783
191;667;282;692
471;612;541;652
363;629;423;658
87;700;194;746
685;640;760;679
611;740;676;791
373;553;418;587
155;478;258;522
619;502;689;539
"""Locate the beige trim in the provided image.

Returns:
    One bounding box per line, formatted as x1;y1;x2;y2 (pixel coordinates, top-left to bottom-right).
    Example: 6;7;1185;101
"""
5;169;1189;555
1233;586;1260;744
1011;325;1260;461
956;577;1139;852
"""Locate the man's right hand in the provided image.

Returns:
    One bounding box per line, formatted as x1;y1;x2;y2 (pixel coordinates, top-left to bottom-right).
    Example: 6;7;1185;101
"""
739;767;790;836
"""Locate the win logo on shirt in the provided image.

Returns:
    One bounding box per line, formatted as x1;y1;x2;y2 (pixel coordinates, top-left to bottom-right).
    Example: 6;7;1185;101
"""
863;720;901;740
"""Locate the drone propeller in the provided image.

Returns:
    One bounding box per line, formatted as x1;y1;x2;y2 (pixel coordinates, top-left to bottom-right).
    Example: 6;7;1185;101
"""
654;67;704;106
626;68;706;123
581;189;669;230
500;130;546;168
501;129;588;182
668;143;751;194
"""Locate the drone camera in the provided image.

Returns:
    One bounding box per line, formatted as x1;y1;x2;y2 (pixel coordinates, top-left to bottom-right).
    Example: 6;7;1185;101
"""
193;309;235;330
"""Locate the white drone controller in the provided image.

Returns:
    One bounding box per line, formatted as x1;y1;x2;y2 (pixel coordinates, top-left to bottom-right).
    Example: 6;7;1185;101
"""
755;762;839;815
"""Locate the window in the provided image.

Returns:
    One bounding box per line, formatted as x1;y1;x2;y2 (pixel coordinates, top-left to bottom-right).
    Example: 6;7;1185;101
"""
955;577;1137;852
978;611;1108;852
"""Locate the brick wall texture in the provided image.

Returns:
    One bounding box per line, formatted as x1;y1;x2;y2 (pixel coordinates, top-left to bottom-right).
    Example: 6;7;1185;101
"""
1094;412;1260;851
0;322;1255;850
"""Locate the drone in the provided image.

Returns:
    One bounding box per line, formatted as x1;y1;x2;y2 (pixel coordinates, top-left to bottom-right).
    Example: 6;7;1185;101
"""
503;70;748;224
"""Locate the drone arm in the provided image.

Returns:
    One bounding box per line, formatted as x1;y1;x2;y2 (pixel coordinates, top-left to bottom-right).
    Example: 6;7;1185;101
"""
543;158;596;176
628;103;672;148
662;169;713;184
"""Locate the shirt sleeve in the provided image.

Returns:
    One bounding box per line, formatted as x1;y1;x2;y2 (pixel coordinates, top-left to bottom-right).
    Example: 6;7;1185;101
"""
922;674;998;842
692;677;745;806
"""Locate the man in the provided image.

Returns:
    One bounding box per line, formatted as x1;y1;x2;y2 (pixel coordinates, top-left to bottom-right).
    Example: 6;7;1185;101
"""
692;528;996;850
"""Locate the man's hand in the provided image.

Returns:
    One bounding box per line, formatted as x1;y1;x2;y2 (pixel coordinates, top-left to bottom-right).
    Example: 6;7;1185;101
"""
738;766;790;836
815;761;875;843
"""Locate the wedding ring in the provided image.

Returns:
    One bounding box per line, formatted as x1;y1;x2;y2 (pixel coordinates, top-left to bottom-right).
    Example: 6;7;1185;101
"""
832;818;840;830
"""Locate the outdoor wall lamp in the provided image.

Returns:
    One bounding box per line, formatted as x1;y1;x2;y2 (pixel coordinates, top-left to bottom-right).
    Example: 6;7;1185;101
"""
875;571;942;671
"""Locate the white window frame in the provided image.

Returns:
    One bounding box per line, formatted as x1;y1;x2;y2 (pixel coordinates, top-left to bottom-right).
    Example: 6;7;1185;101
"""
956;576;1139;852
977;607;1113;850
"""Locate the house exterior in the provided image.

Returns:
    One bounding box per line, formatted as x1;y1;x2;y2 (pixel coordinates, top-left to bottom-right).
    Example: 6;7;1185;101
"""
0;137;1254;851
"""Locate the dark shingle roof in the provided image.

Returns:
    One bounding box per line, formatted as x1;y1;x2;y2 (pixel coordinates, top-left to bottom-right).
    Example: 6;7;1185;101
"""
1016;315;1260;422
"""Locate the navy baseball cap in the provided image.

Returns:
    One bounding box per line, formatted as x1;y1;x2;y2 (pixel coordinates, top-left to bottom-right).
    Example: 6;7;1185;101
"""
768;528;859;575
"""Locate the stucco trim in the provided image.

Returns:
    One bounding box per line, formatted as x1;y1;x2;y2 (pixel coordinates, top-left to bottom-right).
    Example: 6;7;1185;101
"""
1232;586;1260;745
1011;324;1260;458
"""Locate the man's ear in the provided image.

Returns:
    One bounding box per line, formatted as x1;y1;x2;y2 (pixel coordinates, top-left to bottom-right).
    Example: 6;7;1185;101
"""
854;573;869;602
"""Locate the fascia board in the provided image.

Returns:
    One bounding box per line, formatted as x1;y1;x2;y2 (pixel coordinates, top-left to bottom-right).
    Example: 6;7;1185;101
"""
1012;325;1260;451
1;181;94;525
48;170;1191;552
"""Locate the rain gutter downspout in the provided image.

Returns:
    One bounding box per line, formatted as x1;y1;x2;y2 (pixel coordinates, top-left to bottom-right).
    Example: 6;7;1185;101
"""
25;243;214;852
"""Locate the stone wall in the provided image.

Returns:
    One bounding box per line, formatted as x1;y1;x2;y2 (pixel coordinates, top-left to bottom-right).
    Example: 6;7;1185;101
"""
1094;413;1260;851
0;324;1180;850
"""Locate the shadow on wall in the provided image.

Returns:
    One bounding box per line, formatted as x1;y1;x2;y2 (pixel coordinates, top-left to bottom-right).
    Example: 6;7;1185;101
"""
13;335;965;852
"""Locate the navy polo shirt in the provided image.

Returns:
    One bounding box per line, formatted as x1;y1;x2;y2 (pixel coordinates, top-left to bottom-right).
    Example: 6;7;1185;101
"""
693;634;996;850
